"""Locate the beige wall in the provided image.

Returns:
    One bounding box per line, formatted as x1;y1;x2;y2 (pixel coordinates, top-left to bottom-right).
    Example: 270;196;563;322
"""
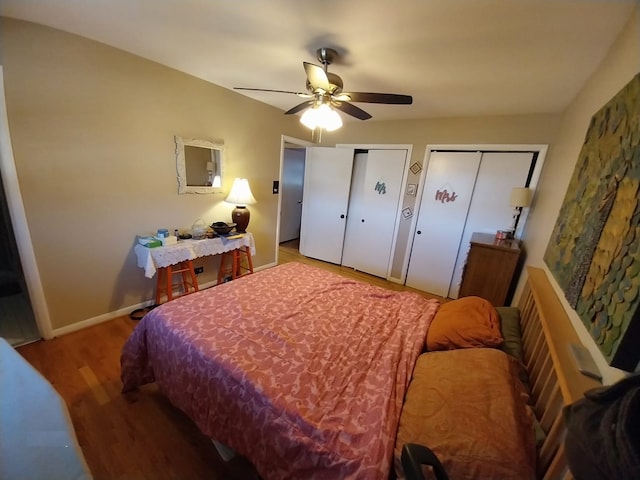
0;18;307;330
520;7;640;384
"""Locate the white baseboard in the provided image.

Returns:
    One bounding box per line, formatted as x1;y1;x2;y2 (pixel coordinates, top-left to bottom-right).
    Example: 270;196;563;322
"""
51;299;155;337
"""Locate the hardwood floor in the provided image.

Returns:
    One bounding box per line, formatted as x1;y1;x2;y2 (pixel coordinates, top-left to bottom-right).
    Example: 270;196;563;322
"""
278;239;443;301
15;241;442;480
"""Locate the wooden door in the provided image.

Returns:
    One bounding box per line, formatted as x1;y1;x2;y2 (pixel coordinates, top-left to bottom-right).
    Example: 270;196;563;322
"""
299;147;354;264
342;149;407;278
405;151;482;296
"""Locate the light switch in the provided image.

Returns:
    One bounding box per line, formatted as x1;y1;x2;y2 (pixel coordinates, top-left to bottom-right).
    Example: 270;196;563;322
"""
273;180;279;194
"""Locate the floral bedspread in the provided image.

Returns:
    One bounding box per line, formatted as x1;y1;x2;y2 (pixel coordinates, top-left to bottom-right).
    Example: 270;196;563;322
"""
121;262;439;479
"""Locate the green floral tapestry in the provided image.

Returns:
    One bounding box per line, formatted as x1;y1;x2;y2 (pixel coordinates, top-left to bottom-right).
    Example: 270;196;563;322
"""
544;72;640;371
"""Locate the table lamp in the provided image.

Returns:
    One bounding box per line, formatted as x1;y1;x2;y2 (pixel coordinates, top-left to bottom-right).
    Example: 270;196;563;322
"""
509;187;532;238
225;178;257;233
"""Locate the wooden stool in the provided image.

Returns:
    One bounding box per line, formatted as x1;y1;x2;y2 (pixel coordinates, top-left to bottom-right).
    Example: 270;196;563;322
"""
217;247;254;284
155;260;199;304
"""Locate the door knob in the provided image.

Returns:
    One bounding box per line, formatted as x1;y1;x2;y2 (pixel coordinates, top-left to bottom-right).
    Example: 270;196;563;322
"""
361;219;365;223
340;214;345;218
417;230;422;235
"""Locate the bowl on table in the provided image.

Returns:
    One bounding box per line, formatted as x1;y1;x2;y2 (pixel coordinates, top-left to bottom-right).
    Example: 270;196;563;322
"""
211;222;236;235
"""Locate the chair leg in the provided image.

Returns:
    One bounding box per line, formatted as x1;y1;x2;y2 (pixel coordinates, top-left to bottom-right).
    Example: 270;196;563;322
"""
165;265;173;302
180;265;190;294
155;267;164;305
217;254;224;285
186;260;199;293
155;262;199;304
243;247;254;274
232;250;240;280
218;251;236;284
217;248;253;285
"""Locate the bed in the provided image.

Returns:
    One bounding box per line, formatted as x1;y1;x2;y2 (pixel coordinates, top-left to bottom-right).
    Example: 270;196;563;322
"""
121;262;600;479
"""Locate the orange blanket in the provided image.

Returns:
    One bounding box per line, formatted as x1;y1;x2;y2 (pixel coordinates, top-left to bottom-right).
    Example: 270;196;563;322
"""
395;348;536;480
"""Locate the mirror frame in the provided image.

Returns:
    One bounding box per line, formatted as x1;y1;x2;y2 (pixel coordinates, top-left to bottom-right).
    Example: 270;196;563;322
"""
175;135;225;194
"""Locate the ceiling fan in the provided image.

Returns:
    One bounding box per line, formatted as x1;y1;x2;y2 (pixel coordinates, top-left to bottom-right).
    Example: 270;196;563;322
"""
234;47;413;126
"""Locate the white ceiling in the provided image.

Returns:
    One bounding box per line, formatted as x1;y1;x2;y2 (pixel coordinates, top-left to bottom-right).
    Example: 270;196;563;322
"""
0;0;637;122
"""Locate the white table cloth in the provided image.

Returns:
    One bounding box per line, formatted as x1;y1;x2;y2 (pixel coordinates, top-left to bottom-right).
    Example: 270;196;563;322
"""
134;233;256;278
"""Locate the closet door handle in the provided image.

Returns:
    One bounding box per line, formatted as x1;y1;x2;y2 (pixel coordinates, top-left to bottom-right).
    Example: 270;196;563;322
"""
417;230;422;235
361;219;365;223
340;214;345;219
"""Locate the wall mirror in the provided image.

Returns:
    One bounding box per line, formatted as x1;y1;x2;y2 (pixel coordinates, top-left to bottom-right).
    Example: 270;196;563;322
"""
175;136;224;194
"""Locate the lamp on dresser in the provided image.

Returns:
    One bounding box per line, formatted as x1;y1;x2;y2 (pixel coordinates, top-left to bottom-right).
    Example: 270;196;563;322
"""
509;187;532;238
225;178;257;233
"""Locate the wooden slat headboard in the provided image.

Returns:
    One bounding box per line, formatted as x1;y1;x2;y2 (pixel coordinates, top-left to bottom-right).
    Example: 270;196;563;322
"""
518;267;602;480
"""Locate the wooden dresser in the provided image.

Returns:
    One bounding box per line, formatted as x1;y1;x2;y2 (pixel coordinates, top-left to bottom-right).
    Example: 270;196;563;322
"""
458;232;523;306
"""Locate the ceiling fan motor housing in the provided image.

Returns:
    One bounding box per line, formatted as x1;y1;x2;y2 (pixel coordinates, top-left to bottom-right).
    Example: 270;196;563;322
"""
306;73;343;95
316;47;338;66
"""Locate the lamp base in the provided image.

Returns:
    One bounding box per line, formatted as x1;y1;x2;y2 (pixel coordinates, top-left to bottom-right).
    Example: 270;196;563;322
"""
232;206;250;232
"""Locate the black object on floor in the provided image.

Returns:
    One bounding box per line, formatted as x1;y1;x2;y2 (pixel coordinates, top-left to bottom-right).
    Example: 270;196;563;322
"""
129;305;159;320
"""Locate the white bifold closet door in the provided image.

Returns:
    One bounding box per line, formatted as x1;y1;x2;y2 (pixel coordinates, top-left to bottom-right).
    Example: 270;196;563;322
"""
299;147;354;264
405;152;482;296
342;149;407;278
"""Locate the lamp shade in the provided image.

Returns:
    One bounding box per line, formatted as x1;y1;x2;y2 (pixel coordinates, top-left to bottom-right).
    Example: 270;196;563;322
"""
300;104;343;131
225;178;257;206
510;187;532;208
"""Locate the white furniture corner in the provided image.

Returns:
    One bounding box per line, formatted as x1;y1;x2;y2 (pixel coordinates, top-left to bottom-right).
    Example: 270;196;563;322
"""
0;338;93;480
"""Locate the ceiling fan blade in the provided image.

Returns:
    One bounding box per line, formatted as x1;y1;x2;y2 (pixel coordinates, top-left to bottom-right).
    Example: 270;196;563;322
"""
234;87;311;97
341;92;413;105
284;101;314;115
332;101;372;120
303;62;331;92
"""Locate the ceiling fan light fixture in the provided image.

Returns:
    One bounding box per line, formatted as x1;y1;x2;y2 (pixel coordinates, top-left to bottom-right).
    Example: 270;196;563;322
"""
318;104;343;131
300;103;343;132
299;107;318;130
237;46;412;126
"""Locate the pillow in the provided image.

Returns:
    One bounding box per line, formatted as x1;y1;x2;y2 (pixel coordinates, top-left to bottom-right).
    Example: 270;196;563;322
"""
496;306;524;363
426;296;503;350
